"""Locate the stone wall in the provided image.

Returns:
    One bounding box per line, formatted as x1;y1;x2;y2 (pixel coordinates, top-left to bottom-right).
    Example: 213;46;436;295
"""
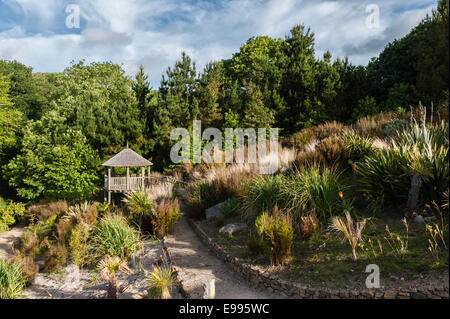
188;219;449;299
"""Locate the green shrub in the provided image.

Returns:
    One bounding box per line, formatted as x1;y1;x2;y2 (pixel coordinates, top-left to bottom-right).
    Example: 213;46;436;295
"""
242;175;285;218
255;206;293;265
0;201;25;232
382;118;410;137
0;259;27;299
220;197;240;218
284;165;346;220
357;146;411;207
69;223;91;268
92;215;142;262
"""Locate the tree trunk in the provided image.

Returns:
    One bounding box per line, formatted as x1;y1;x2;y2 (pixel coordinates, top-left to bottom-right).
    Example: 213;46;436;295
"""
407;174;422;212
351;248;357;261
161;287;171;299
108;278;119;299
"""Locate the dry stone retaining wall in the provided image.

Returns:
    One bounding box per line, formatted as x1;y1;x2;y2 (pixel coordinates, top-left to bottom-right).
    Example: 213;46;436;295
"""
188;219;449;299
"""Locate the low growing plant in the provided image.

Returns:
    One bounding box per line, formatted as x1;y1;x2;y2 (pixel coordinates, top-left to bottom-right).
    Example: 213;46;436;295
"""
255;206;294;265
0;259;27;299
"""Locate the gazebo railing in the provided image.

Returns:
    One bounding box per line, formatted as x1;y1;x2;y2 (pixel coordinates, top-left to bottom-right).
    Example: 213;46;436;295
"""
104;175;177;192
105;176;152;191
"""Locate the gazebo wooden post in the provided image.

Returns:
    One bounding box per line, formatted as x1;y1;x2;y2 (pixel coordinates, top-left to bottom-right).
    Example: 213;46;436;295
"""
126;166;130;191
107;168;112;203
104;168;107;202
141;167;145;189
148;166;151;186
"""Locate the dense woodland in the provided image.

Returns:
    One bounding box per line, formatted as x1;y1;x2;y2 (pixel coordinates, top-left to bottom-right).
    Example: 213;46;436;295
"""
0;0;448;203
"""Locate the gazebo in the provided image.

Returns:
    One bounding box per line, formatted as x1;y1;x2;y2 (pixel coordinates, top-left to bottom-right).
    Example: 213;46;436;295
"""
101;145;153;203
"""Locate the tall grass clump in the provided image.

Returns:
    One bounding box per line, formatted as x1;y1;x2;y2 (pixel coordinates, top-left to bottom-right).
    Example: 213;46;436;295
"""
357;117;449;208
341;130;374;162
153;198;182;237
91;215;142;262
0;259;27;299
255;206;293;265
285;165;346;220
241;175;285;219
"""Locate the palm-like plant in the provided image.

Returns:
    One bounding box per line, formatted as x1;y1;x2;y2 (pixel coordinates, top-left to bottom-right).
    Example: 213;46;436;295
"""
147;265;174;299
123;189;154;230
330;211;368;261
97;256;131;299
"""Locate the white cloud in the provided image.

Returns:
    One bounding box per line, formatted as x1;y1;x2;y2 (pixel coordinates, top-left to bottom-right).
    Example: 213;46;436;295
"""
0;0;436;86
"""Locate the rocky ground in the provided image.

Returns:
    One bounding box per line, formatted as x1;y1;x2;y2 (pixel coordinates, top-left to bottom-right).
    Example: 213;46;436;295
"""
22;241;184;299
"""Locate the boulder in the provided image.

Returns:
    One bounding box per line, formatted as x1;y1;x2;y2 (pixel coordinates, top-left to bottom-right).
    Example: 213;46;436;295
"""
219;223;247;236
413;215;425;224
205;202;225;220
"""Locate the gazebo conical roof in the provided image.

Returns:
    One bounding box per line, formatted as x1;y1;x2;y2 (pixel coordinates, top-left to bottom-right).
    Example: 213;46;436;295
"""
101;147;152;167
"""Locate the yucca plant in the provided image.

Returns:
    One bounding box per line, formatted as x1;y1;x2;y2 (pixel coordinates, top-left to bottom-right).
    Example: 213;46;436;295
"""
285;165;346;220
329;211;368;262
91;214;142;262
123;189;154;230
0;259;26;299
148;265;175;299
97;256;131;299
356;146;411;208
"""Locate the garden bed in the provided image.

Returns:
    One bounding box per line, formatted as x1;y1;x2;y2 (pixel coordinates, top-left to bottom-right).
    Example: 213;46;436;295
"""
191;216;449;299
21;241;184;299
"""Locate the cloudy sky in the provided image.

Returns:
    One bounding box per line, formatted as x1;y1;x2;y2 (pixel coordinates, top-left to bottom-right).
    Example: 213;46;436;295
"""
0;0;437;87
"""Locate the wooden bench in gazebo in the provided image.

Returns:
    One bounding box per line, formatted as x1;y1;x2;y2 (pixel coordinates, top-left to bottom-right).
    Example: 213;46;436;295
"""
101;145;153;203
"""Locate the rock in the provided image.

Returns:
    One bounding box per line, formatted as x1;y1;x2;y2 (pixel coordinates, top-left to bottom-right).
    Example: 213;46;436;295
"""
384;291;397;299
219;223;248;236
61;264;81;290
424;216;436;223
413;215;425;224
205;202;225;220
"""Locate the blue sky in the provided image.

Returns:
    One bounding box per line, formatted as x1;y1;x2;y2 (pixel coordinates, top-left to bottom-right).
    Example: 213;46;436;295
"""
0;0;437;87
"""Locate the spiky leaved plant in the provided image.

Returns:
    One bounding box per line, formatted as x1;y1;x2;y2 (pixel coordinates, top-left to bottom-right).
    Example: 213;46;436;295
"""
148;265;174;299
330;211;368;262
123;189;154;231
0;259;26;299
97;256;131;299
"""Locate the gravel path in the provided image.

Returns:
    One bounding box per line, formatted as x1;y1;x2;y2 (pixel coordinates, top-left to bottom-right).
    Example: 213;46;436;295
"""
0;223;26;260
165;215;282;299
